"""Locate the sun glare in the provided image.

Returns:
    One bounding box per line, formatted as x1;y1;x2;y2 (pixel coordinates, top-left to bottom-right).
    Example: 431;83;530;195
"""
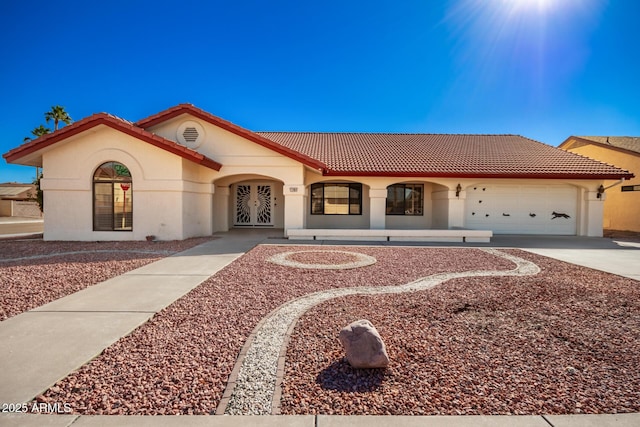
442;0;603;104
498;0;563;15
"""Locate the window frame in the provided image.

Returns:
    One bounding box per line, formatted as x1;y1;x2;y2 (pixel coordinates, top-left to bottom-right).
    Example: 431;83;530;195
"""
621;185;640;192
92;162;133;232
310;183;363;215
386;183;424;216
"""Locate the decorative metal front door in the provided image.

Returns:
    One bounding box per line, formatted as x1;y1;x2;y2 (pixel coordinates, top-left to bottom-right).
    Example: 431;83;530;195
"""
234;183;273;226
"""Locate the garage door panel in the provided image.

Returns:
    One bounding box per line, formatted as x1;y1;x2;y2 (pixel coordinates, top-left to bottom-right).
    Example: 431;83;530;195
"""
465;185;577;235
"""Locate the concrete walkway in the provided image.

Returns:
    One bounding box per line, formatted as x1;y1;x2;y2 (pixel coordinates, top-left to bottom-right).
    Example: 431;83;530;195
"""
1;413;639;427
0;230;279;405
1;230;638;426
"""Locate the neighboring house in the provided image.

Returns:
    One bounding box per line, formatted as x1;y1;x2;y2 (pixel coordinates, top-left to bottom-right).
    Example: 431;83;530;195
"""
559;136;640;232
0;183;41;218
2;104;634;241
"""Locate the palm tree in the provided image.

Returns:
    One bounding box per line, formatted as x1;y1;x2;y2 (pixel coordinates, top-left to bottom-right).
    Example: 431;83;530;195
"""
44;105;73;131
23;124;51;142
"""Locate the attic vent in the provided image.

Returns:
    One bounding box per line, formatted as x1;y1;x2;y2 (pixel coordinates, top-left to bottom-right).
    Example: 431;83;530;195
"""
182;127;199;144
176;120;205;149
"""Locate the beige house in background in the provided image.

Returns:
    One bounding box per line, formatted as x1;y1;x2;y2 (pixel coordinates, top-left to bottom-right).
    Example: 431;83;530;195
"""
0;183;40;218
559;136;640;233
3;104;634;241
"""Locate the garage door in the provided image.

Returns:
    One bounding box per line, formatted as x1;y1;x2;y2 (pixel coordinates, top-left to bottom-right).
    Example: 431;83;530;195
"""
465;184;577;235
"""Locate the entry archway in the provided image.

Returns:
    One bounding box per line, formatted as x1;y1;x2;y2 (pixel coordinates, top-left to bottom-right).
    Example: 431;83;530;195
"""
212;174;285;231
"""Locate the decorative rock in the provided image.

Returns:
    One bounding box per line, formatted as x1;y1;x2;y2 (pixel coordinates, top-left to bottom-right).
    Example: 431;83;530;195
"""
338;319;390;369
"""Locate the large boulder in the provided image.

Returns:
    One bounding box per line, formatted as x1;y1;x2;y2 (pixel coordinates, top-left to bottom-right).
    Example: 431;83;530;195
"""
338;319;389;369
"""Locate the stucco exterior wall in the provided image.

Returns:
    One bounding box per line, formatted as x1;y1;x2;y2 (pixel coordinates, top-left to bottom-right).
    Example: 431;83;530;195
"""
148;115;306;183
182;191;211;239
40;126;194;241
563;141;640;232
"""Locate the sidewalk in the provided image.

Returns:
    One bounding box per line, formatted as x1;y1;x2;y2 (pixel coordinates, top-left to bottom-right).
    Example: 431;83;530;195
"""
0;231;638;426
1;413;639;426
0;231;275;405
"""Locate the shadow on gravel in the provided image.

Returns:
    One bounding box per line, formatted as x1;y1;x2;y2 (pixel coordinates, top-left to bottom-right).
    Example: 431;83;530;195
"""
316;358;386;392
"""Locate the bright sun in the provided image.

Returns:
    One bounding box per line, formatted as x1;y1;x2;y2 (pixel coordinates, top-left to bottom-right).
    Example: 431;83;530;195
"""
499;0;559;14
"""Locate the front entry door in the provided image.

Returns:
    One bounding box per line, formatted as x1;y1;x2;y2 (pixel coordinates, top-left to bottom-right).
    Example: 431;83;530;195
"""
234;183;274;226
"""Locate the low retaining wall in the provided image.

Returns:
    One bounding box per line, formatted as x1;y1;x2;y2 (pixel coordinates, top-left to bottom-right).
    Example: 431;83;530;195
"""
286;229;492;243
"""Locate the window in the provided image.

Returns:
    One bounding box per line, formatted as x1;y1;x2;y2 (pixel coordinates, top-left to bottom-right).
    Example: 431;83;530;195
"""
386;184;423;215
621;185;640;192
93;162;133;231
311;183;362;215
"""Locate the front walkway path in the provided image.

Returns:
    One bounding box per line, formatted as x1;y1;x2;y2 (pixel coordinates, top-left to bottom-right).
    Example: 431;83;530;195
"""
0;230;280;405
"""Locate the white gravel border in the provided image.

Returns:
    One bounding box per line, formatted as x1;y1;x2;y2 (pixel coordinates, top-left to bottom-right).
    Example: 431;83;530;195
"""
222;248;540;415
268;250;377;270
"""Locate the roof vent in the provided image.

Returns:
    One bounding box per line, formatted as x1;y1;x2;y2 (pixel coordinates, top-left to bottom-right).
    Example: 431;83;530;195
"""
183;127;199;144
177;121;205;149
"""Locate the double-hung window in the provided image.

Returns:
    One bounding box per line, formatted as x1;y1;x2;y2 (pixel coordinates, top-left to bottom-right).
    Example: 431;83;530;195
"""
311;183;362;215
386;184;423;215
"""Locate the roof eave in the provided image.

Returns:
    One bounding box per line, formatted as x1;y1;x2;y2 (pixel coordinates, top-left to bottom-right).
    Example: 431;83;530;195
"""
3;120;94;164
322;170;635;180
4;114;222;172
560;136;640;158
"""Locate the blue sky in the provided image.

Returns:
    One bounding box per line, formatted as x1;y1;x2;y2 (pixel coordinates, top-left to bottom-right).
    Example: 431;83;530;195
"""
1;0;639;183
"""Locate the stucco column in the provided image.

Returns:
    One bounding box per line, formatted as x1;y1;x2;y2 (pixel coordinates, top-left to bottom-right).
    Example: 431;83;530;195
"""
283;185;306;235
583;190;605;237
448;189;466;229
213;185;230;232
369;188;387;229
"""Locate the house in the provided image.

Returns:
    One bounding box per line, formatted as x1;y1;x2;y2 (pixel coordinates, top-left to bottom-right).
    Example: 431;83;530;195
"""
2;104;634;241
0;183;41;218
559;136;640;232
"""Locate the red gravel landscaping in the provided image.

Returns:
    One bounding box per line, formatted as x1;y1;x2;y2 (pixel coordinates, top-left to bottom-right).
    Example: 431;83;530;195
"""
280;250;640;416
0;238;212;321
30;245;640;415
287;251;360;265
35;246;513;415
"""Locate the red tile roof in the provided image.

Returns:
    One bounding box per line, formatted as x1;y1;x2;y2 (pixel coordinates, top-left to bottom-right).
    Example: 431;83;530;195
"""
257;132;635;179
5;104;634;180
3;113;222;171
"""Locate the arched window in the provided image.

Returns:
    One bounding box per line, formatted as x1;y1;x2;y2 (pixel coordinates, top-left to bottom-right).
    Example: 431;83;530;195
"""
93;162;133;231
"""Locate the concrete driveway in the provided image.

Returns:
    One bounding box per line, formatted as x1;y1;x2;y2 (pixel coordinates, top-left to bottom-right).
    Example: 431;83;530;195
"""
483;235;640;281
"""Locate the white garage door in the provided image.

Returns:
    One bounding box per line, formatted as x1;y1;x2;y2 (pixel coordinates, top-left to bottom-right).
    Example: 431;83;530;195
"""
465;184;577;235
